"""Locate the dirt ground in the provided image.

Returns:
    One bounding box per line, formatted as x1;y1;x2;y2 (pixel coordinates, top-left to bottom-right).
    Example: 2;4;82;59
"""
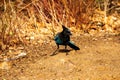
0;33;120;80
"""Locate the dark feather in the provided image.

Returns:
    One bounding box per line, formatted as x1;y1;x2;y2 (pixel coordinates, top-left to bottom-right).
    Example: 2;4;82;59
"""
54;25;79;50
51;25;80;56
68;41;80;50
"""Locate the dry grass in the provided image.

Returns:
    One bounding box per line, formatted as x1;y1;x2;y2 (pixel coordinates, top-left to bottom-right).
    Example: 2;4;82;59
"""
0;0;120;52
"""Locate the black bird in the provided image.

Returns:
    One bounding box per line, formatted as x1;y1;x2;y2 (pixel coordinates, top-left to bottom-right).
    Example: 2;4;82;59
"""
50;25;80;56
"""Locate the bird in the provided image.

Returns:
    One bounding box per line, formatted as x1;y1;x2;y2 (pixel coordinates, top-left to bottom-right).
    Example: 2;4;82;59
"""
50;25;80;56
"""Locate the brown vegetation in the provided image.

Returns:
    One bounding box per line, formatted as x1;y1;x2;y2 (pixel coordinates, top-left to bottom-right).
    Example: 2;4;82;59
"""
0;0;120;79
0;0;120;50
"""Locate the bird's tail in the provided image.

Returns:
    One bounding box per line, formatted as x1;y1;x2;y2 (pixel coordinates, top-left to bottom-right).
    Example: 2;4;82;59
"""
68;41;80;50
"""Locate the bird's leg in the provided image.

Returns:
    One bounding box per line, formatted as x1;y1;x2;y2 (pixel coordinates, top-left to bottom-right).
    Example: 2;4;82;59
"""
65;45;68;55
50;44;59;56
65;45;67;50
57;44;59;49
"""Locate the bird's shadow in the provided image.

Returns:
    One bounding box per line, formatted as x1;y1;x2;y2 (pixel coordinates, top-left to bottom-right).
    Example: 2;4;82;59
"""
50;49;72;56
58;49;72;53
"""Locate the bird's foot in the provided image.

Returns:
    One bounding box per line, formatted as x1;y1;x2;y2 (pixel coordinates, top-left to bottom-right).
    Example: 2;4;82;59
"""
50;53;56;56
66;52;69;55
50;49;58;56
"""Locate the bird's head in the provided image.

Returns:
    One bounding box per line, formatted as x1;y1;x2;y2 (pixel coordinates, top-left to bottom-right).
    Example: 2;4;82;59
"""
62;25;72;36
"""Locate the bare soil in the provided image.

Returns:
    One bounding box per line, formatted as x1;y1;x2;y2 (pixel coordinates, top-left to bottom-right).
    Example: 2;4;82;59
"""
0;34;120;80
